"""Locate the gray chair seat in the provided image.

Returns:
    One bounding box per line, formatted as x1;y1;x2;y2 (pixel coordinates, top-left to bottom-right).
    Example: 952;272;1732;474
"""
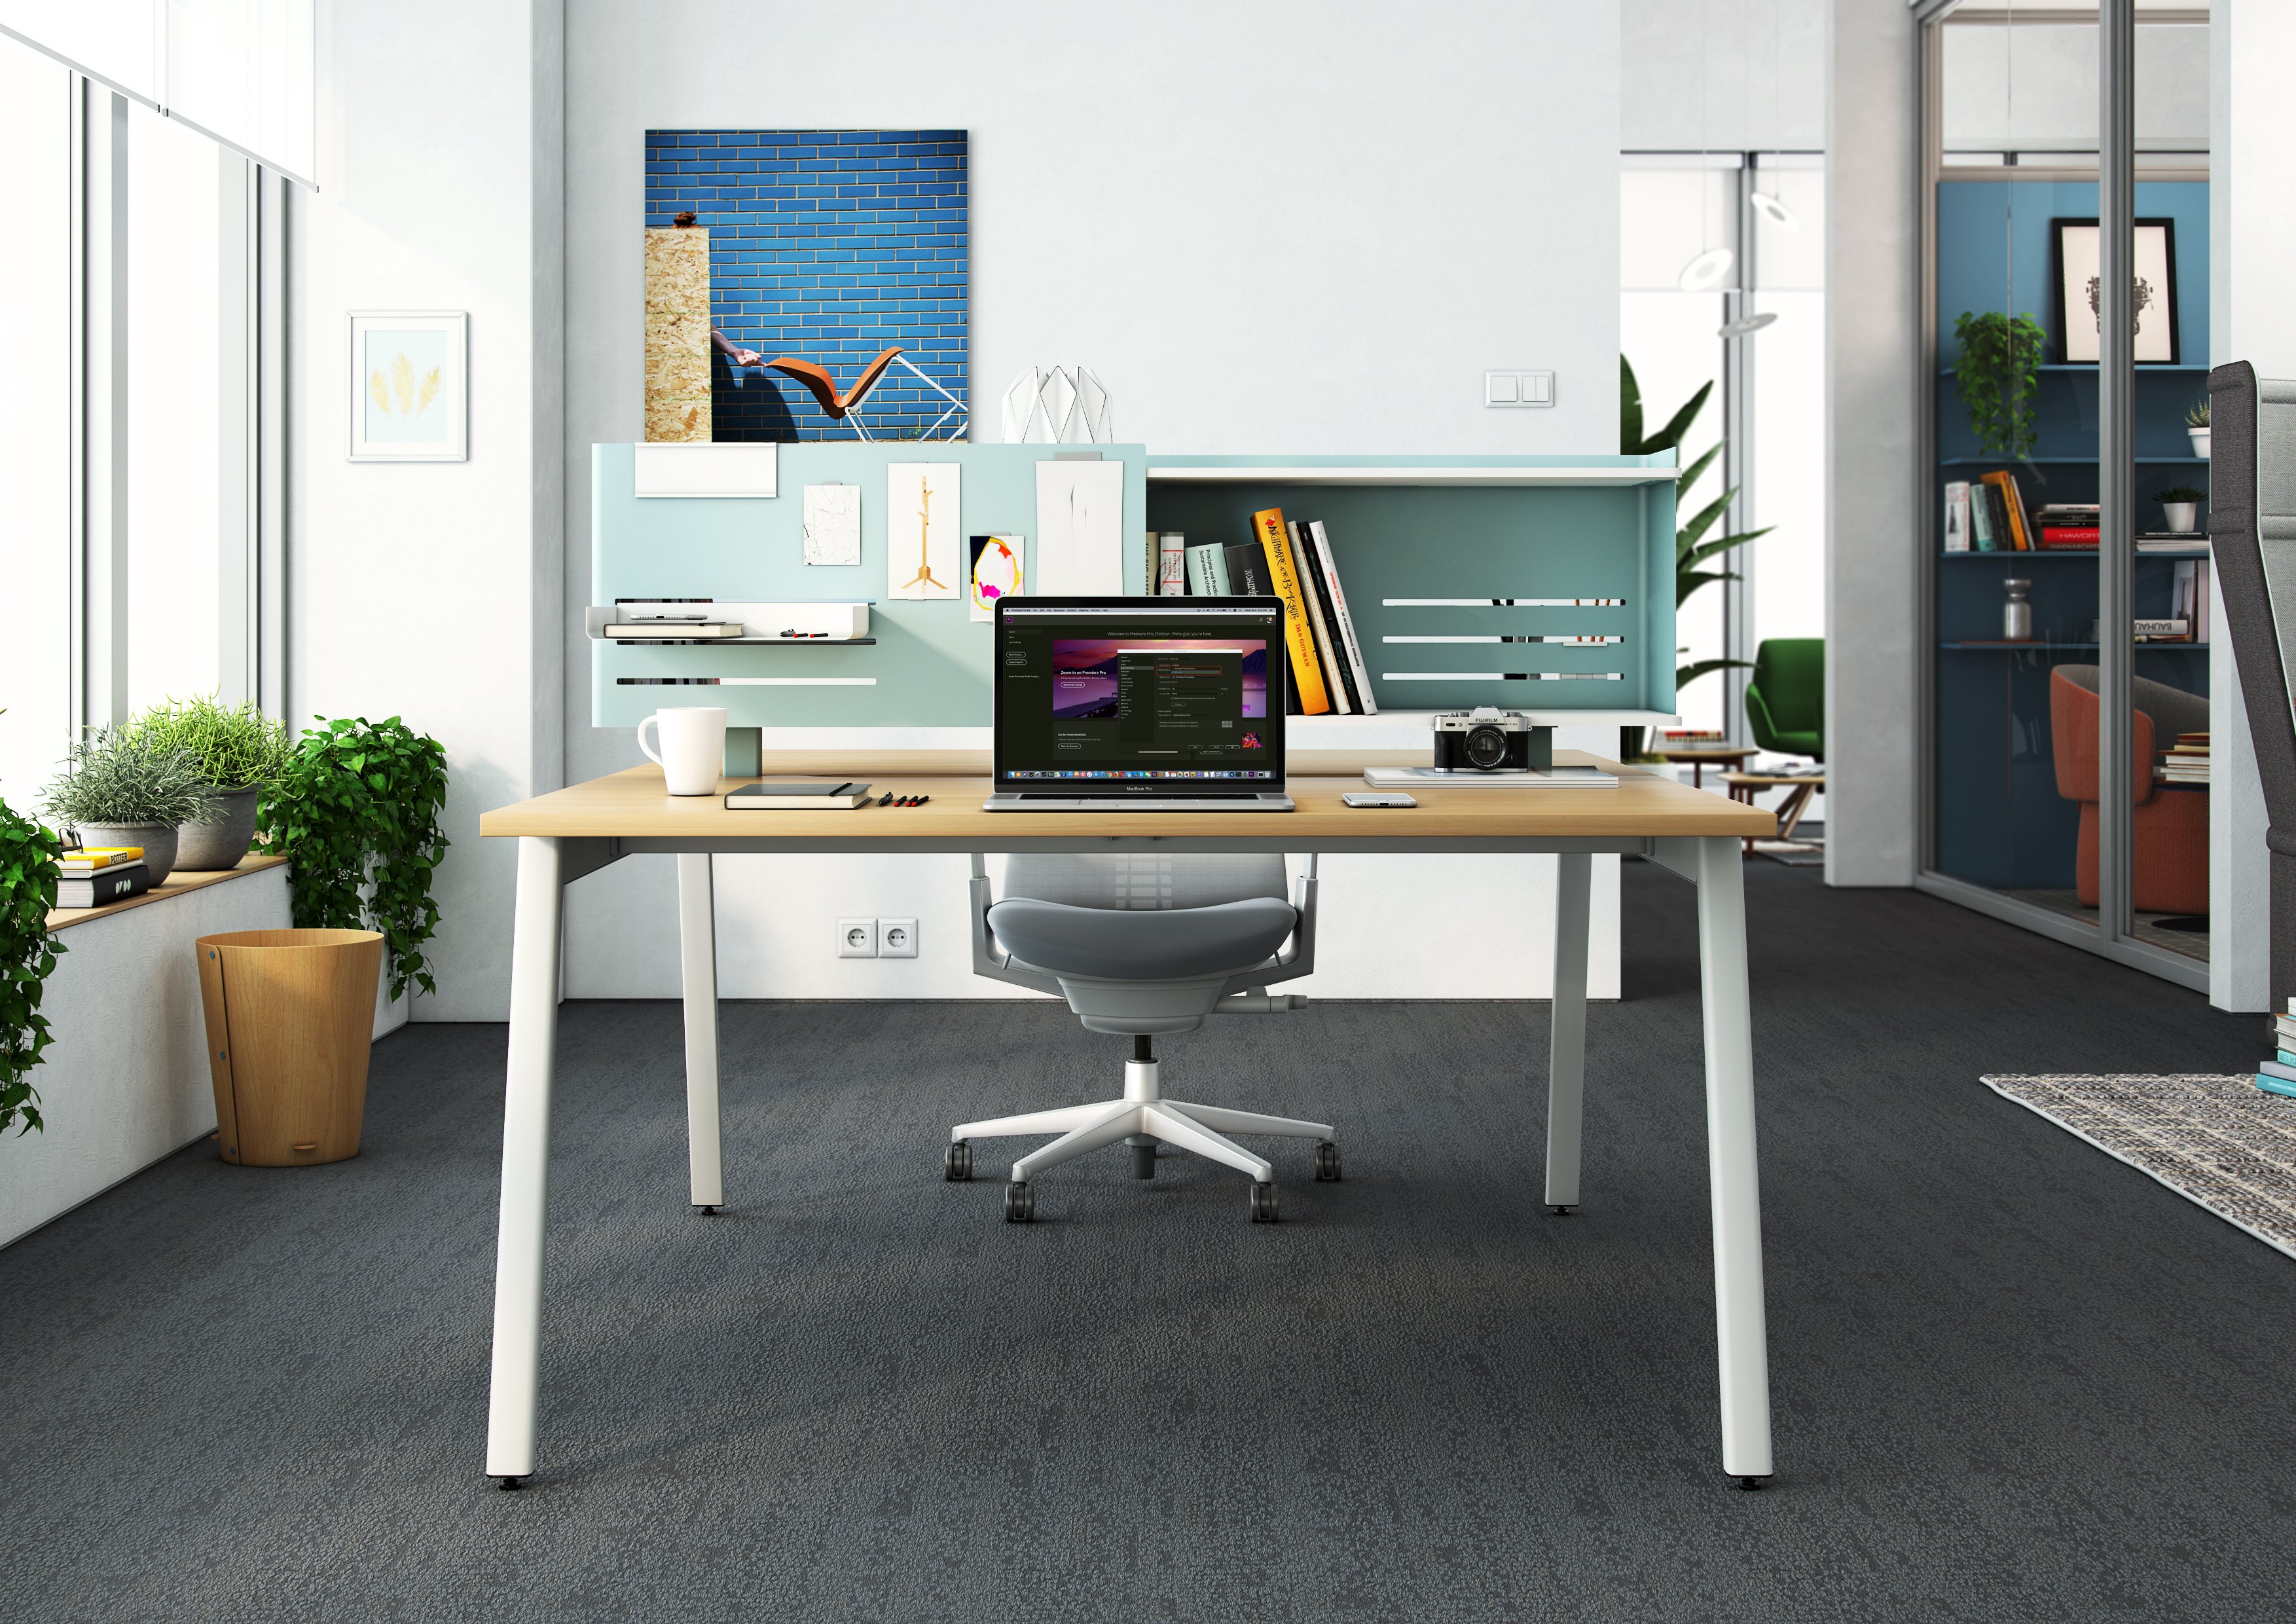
987;896;1298;981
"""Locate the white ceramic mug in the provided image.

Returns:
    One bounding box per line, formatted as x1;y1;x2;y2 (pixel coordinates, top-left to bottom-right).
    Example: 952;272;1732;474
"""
636;707;729;796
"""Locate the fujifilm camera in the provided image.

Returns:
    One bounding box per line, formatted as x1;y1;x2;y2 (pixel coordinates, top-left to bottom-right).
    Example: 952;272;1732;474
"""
1432;707;1536;772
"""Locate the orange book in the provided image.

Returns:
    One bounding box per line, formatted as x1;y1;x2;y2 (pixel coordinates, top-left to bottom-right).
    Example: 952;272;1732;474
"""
1982;471;2031;551
1250;506;1332;714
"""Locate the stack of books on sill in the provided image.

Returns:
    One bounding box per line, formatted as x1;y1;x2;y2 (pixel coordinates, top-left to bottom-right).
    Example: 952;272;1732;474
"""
1144;511;1377;717
54;845;152;909
2255;1000;2296;1100
2159;731;2209;785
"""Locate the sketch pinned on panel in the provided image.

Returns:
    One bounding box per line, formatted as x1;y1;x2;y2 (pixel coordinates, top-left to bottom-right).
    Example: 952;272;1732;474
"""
1034;460;1125;593
888;463;960;600
1002;367;1115;443
970;535;1024;622
803;485;862;566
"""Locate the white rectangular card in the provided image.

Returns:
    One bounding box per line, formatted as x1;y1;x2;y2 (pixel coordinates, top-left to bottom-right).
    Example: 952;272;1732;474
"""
1034;460;1124;595
802;484;862;566
887;462;960;599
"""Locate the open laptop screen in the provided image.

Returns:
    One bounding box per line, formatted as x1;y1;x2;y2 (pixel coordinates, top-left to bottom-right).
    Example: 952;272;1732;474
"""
994;599;1288;793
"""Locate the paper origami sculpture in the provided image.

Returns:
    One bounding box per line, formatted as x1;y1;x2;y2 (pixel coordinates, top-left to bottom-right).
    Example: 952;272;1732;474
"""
1000;366;1115;444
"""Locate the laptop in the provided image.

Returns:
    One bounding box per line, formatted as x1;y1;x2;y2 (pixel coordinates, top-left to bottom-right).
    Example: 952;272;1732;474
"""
985;597;1294;811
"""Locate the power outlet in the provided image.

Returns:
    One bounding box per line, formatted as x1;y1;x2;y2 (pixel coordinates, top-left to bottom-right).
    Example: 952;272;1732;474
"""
837;917;878;958
880;917;918;958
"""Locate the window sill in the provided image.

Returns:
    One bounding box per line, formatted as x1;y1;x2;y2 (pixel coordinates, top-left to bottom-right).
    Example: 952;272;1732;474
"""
46;853;290;933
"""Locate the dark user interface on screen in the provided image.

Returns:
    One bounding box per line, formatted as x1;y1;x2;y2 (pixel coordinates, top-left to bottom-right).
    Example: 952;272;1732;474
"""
997;610;1283;781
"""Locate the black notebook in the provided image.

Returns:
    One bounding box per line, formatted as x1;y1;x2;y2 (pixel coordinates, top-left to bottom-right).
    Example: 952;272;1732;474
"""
723;781;873;810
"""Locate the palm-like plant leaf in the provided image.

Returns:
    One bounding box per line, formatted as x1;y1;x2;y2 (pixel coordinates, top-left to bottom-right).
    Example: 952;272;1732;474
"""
1676;442;1722;495
1675;655;1752;688
1677;566;1741;606
1619;357;1713;455
1683;526;1774;572
1677;487;1738;555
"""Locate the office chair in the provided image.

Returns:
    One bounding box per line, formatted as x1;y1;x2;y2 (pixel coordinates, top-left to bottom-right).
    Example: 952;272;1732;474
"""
2048;664;2209;914
2208;361;2296;1006
1745;638;1824;761
949;851;1336;1223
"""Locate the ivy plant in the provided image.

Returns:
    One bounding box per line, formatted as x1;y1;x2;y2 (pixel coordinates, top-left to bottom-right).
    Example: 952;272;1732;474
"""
256;716;450;1002
1951;310;2047;460
1;792;65;1137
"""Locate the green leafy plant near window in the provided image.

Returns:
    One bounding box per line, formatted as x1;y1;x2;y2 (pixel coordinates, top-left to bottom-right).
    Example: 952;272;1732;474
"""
2152;485;2206;506
1620;358;1775;758
255;716;450;1001
1;772;66;1138
1950;310;2047;460
41;729;217;830
126;695;295;791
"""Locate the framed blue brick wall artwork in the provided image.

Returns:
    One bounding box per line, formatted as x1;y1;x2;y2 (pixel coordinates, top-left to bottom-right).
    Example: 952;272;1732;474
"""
643;129;969;443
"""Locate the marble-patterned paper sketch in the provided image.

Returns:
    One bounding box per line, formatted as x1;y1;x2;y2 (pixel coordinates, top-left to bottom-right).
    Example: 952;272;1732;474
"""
1033;460;1124;594
970;534;1023;621
888;462;960;599
803;484;862;566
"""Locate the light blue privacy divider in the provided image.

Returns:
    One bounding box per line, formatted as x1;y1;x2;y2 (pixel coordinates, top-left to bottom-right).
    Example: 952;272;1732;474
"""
592;445;1677;726
591;442;1147;726
1143;455;1681;716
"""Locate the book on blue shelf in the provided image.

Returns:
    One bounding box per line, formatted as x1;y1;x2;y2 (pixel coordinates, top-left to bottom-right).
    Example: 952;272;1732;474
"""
1184;542;1231;596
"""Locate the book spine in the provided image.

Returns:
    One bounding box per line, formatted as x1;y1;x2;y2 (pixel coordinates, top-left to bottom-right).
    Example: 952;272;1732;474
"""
1222;542;1271;597
57;867;151;907
1307;520;1377;716
1288;522;1352;713
1987;482;2015;552
1252;507;1332;714
1943;482;1970;552
1971;489;1996;551
2037;527;2100;548
1157;532;1186;596
2259;1074;2296;1100
2195;559;2211;643
1185;542;1232;596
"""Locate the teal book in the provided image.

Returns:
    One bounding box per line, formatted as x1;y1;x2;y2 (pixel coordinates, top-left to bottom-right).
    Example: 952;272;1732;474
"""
2257;1073;2296;1100
1185;542;1232;596
2279;1050;2296;1066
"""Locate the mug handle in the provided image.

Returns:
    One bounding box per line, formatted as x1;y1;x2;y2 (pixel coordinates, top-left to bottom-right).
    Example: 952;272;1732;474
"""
636;713;663;769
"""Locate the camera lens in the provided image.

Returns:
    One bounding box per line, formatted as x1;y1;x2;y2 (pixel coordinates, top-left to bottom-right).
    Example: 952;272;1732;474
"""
1463;724;1509;769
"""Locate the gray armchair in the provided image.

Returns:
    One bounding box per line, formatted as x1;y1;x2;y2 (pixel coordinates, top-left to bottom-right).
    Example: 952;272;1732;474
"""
951;852;1336;1223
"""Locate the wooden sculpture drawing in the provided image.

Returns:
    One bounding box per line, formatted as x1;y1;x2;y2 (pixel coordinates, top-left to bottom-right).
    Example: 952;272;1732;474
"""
903;470;945;592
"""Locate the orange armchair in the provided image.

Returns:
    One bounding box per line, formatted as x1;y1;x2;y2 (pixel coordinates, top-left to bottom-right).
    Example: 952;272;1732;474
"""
2049;666;2208;915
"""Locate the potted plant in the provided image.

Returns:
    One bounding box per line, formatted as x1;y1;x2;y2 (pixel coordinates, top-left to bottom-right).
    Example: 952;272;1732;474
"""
1;783;66;1137
1950;310;2047;460
126;695;294;872
2153;485;2206;534
40;729;215;887
2187;397;2210;459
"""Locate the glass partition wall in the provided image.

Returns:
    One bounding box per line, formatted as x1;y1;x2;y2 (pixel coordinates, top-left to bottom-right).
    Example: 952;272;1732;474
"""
1918;3;2211;989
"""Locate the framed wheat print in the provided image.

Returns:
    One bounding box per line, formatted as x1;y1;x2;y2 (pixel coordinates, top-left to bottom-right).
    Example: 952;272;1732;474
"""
349;311;468;460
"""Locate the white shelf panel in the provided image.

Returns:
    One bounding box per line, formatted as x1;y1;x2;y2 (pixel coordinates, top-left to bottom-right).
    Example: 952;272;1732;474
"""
1144;466;1680;487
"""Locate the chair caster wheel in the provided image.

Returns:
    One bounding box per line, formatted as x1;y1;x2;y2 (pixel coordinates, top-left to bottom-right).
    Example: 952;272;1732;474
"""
1313;1140;1341;1181
945;1141;972;1181
1250;1182;1279;1223
1736;1475;1769;1491
1004;1181;1034;1223
693;1204;719;1215
1547;1204;1575;1216
494;1475;527;1492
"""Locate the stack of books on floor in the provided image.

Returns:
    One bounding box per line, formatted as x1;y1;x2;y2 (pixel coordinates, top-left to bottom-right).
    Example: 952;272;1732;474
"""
2159;731;2209;785
1146;511;1377;716
2256;1001;2296;1099
54;846;152;909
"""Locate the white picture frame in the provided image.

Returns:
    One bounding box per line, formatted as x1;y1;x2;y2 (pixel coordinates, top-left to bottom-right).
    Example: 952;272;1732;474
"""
348;311;468;461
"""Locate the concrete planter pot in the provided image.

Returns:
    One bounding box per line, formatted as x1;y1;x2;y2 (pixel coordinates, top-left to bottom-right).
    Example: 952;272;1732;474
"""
2190;428;2210;459
175;786;261;872
2162;501;2198;534
196;928;385;1166
72;822;179;887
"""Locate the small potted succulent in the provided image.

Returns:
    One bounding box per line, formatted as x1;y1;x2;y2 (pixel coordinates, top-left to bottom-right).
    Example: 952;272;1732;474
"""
126;695;294;871
2153;485;2206;535
39;729;216;887
2187;397;2210;459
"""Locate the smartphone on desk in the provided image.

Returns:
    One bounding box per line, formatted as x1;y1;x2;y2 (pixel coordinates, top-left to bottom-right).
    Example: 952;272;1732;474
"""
1341;792;1417;809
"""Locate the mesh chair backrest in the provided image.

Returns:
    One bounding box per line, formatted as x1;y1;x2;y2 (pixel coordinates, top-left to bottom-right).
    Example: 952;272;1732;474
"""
1002;853;1288;911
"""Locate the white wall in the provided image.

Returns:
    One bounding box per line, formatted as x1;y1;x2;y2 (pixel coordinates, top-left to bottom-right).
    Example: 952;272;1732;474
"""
1823;0;1917;887
1621;0;1829;153
285;0;563;1022
556;0;1628;1004
2208;0;2285;1013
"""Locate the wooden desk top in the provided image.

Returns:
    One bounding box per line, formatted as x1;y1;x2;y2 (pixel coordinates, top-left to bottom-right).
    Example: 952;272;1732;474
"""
481;752;1776;841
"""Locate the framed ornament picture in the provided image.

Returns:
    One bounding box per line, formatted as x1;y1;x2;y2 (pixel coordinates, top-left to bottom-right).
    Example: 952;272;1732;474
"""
2050;219;2179;364
349;311;468;460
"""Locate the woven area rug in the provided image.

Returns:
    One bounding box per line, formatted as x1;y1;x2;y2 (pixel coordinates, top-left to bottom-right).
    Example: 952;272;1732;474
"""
1983;1073;2296;1259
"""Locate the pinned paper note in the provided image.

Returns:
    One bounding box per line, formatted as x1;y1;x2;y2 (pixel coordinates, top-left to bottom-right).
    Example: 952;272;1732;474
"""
1034;460;1123;594
888;462;960;599
970;534;1023;622
802;484;861;566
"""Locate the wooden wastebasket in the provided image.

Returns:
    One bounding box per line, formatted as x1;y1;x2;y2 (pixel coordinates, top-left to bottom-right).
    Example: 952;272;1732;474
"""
196;929;385;1166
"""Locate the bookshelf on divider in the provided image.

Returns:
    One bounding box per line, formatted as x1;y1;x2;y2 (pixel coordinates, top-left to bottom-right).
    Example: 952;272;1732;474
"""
1929;175;2210;912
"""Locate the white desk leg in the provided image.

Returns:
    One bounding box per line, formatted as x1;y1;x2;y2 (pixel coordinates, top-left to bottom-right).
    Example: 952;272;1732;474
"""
678;852;725;1211
486;835;566;1486
1544;853;1592;1211
1694;834;1774;1485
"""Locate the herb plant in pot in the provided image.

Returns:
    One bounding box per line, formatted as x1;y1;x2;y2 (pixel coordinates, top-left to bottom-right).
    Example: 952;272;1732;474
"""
128;695;294;871
2153;485;2206;535
40;730;216;887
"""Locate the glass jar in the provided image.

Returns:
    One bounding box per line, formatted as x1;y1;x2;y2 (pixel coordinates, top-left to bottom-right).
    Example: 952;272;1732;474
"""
2003;578;2033;641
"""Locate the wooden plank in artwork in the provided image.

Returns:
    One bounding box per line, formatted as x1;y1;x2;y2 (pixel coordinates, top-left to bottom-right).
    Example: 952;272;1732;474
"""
644;226;712;443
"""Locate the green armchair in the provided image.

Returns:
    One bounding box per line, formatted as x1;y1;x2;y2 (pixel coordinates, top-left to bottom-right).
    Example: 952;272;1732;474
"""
1745;638;1823;762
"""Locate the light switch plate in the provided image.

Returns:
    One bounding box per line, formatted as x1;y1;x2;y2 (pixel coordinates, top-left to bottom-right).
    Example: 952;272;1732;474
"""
1485;370;1555;408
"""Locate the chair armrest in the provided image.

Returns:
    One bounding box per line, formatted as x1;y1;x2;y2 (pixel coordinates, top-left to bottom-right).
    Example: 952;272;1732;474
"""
969;854;1062;996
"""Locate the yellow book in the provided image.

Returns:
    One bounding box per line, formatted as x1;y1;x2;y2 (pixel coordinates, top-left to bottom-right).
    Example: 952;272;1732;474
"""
60;846;144;869
1251;506;1332;714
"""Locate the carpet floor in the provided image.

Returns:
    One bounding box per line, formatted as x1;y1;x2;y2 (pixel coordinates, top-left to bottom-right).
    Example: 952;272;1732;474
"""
3;862;2293;1622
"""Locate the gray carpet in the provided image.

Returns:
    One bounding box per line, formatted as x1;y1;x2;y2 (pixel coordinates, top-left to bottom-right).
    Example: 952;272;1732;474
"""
4;862;2293;1622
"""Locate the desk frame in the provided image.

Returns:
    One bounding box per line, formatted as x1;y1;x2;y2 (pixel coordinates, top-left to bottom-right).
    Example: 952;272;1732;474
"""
484;827;1772;1489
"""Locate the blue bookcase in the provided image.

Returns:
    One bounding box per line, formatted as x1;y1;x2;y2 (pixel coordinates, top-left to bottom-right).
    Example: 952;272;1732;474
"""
1930;179;2210;893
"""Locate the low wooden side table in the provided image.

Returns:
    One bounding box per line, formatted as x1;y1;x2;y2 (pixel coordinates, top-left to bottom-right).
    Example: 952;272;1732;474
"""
1723;771;1825;852
1658;747;1757;788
